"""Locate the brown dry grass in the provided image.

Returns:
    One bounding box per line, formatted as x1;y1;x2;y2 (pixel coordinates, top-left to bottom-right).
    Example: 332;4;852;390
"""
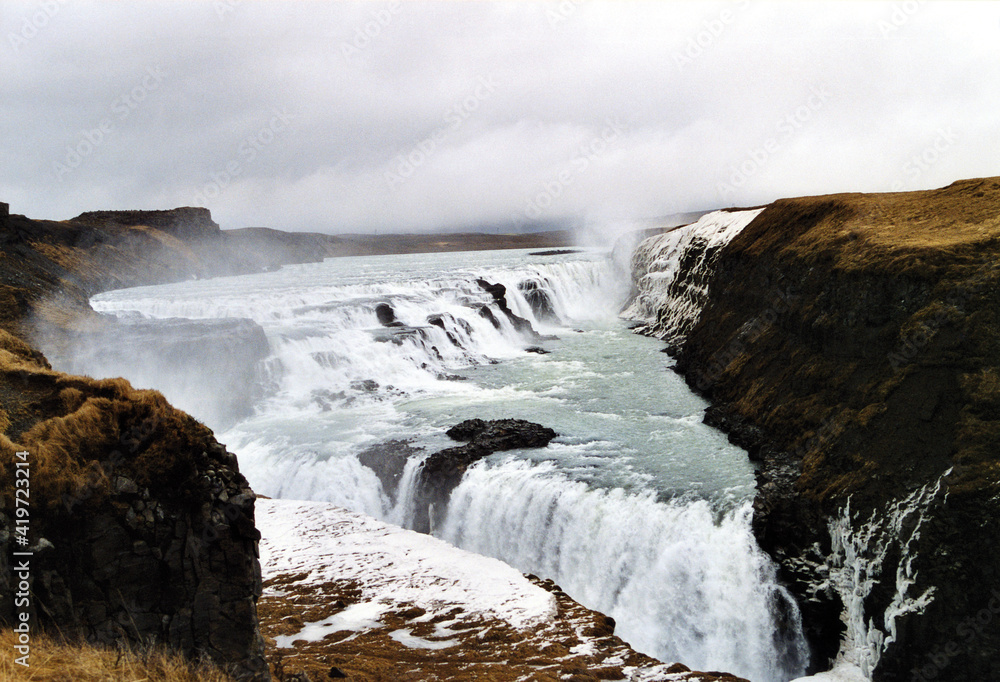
0;629;234;681
1;327;218;512
740;178;1000;274
256;572;747;682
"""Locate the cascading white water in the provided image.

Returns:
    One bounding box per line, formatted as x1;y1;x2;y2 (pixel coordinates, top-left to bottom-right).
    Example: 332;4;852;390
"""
81;246;809;680
440;458;808;681
622;209;764;345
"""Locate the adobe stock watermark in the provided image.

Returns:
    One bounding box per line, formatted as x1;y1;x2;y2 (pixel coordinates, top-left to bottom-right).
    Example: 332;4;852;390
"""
52;66;167;182
910;587;1000;681
341;2;402;63
690;282;799;392
887;261;996;372
214;0;244;21
674;0;751;70
12;449;32;667
546;0;586;28
876;0;925;38
716;84;832;200
889;128;957;192
7;0;69;53
522;117;627;220
384;75;498;192
193;108;295;206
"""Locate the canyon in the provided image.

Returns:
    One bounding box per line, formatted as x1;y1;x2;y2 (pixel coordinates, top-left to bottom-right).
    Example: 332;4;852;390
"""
2;177;999;681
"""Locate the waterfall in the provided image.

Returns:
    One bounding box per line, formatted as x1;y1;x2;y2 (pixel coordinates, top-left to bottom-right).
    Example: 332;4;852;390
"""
78;247;809;680
622;208;764;349
813;474;948;680
439;457;809;682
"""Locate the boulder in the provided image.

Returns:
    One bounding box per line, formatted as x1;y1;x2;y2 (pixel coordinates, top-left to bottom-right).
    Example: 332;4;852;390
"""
412;419;557;533
475;279;540;338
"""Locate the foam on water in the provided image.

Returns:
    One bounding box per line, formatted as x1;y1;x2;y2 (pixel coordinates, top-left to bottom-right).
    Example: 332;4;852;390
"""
83;246;808;680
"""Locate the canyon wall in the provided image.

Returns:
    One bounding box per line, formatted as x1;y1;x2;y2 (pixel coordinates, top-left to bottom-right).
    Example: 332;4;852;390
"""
631;178;1000;679
0;207;304;678
0;329;268;679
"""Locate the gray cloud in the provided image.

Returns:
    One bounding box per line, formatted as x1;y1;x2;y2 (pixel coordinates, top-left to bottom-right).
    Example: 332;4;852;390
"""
2;0;999;234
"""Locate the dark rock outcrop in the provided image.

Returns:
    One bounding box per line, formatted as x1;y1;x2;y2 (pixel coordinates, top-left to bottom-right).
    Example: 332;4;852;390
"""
475;279;539;337
72;207;221;241
412;419;557;533
0;336;269;679
517;279;558;322
658;179;1000;679
375;303;403;327
357;439;423;501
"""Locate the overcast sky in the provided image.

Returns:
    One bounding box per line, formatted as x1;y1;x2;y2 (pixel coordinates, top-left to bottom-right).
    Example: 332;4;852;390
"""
2;1;999;234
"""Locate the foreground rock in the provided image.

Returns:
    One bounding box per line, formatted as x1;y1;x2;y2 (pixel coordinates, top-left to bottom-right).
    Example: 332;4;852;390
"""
256;498;749;682
0;330;268;680
413;419;558;533
638;179;1000;679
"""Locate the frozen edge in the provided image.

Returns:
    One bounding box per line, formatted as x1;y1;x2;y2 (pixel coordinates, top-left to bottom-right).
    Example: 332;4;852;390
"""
257;498;558;630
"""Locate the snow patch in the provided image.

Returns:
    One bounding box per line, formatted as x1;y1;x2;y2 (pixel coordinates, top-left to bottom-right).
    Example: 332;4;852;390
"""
257;498;557;630
389;628;460;650
791;660;868;682
273;601;388;648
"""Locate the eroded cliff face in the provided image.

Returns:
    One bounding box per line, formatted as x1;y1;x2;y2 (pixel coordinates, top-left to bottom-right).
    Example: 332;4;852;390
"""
0;329;268;679
0;207;296;679
635;179;1000;679
621;209;765;353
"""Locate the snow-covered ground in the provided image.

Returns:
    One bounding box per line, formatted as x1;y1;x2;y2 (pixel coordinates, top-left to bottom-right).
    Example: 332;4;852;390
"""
257;498;557;632
255;497;751;682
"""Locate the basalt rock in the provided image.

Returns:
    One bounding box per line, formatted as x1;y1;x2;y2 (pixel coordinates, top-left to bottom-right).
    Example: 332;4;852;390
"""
517;279;558;322
375;302;404;327
357;439;424;501
0;336;269;679
412;419;557;533
72;207;221;240
663;178;1000;678
475;278;540;338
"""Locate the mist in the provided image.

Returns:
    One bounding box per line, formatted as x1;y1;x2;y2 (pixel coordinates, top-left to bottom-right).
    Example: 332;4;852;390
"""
3;1;999;234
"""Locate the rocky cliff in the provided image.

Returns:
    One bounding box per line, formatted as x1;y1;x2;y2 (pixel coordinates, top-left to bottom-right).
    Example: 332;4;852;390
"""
0;206;339;679
0;329;268;679
632;178;1000;679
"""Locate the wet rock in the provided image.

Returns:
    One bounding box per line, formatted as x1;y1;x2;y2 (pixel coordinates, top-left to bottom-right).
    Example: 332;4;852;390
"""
357;439;424;501
475;278;540;338
524;346;549;355
529;249;581;256
349;379;380;393
518;279;558;321
476;304;501;330
427;313;472;347
370;326;422;345
375;302;404;327
413;419;557;533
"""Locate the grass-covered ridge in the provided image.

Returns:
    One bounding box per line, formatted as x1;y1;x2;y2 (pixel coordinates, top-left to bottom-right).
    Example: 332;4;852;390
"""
0;328;223;514
683;177;1000;505
673;176;1000;677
